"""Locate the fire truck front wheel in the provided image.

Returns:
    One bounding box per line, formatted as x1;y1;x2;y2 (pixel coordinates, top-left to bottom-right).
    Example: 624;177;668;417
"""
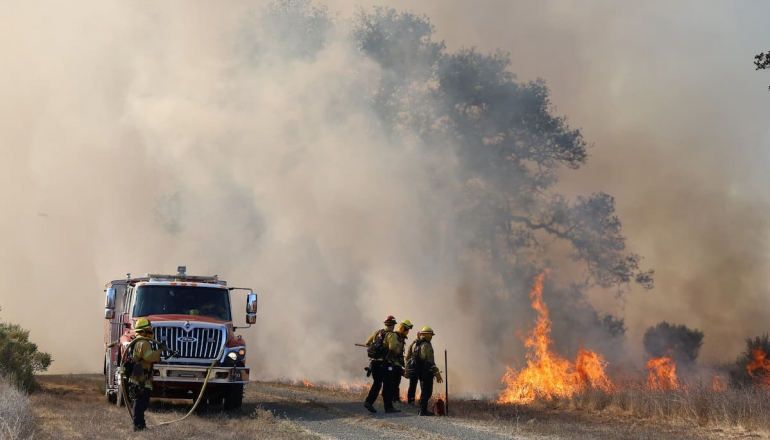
104;357;117;404
223;384;244;410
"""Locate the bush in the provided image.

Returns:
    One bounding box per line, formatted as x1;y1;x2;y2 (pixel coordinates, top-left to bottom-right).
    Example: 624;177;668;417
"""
0;307;52;392
0;375;35;440
730;333;770;388
642;321;704;366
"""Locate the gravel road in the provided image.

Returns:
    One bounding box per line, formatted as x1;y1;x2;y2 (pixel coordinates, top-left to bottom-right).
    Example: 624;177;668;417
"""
247;382;528;440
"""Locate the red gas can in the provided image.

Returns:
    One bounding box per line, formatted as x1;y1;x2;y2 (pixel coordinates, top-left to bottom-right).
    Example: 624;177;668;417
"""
433;398;446;416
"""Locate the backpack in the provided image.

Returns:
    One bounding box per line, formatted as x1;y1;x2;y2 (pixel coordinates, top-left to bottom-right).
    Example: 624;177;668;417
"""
366;329;391;359
405;339;428;376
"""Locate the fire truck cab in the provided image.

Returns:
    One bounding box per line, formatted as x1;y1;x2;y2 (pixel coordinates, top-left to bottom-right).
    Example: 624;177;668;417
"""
103;266;257;409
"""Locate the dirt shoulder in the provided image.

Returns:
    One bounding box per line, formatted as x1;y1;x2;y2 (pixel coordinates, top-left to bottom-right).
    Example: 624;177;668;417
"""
26;375;765;440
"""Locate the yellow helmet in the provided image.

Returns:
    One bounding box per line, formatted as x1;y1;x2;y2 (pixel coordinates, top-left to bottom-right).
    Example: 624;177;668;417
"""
420;326;435;335
401;319;413;330
134;318;152;332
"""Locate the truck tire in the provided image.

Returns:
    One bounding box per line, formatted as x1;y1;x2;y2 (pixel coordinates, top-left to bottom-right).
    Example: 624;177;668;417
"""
115;382;125;407
105;377;117;404
105;374;116;404
105;356;117;404
115;349;125;407
208;396;223;406
223;384;243;410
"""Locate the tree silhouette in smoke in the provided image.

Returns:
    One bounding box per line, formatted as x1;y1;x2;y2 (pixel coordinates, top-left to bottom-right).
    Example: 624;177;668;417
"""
349;6;653;295
643;321;704;365
252;1;654;359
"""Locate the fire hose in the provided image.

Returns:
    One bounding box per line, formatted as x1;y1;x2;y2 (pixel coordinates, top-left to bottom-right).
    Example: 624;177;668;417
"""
115;338;218;427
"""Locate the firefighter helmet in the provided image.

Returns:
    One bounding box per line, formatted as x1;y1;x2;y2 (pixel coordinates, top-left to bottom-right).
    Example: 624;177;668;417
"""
420;326;435;335
400;319;413;330
134;318;152;332
383;315;397;325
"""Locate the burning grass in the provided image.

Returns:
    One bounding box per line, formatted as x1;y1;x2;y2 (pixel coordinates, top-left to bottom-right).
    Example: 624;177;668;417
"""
489;380;770;437
498;272;614;404
449;386;770;440
492;272;770;437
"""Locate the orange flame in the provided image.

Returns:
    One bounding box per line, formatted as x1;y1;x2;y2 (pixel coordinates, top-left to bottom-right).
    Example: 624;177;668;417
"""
711;375;727;392
337;379;368;392
302;379;314;387
576;349;614;392
747;348;770;388
646;355;679;391
498;272;614;404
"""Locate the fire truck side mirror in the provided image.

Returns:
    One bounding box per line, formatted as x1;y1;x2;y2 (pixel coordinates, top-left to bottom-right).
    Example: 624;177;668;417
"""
246;292;257;324
104;288;117;320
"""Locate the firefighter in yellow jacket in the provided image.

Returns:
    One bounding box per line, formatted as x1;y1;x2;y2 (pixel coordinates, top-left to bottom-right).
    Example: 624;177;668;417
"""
363;315;397;413
413;327;443;416
404;330;421;405
363;316;408;413
392;319;413;403
128;318;167;431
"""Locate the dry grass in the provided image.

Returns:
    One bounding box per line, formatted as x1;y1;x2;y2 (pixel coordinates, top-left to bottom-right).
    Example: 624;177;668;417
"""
0;375;35;440
29;375;322;440
446;381;770;439
28;374;770;440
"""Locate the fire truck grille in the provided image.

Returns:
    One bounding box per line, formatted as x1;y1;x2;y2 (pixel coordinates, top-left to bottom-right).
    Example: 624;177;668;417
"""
154;325;224;361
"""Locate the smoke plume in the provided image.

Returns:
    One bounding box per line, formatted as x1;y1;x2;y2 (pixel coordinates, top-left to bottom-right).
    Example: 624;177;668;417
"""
1;1;769;397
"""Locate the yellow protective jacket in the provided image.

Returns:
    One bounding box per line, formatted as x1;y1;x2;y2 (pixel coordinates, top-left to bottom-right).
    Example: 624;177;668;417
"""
405;339;418;364
384;331;405;366
365;325;394;346
417;338;440;376
365;326;395;361
130;337;162;389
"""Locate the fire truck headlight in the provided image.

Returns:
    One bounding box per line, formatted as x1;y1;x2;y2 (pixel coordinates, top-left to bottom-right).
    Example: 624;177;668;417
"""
222;346;246;364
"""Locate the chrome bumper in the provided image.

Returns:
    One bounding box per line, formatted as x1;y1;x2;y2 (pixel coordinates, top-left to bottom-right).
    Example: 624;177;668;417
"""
152;365;250;384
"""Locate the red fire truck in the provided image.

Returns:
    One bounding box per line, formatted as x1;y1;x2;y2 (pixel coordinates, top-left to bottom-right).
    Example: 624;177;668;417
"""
103;266;257;409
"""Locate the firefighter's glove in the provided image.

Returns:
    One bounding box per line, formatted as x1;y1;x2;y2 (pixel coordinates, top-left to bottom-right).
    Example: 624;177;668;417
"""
435;372;443;383
157;342;169;351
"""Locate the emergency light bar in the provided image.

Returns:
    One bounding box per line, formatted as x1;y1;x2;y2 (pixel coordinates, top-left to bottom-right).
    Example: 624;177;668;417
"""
144;266;221;284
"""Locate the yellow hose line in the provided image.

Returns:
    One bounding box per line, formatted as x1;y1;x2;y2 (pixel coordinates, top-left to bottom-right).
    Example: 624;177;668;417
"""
117;338;222;427
150;357;218;427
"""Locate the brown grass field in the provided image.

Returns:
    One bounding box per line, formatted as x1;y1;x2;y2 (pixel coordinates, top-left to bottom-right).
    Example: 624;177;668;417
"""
9;374;770;439
26;375;321;440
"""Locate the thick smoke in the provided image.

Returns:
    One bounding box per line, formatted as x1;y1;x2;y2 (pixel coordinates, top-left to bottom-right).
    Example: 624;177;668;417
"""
0;1;491;390
1;1;768;396
397;0;770;364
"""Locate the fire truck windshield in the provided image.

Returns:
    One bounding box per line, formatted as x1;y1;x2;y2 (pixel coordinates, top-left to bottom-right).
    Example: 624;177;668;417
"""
132;285;232;321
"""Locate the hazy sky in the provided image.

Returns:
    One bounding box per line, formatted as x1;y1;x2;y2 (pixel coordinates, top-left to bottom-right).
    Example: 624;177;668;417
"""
1;1;769;391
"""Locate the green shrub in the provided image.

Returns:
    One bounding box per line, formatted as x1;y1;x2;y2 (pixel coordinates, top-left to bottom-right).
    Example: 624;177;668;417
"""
0;307;52;392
